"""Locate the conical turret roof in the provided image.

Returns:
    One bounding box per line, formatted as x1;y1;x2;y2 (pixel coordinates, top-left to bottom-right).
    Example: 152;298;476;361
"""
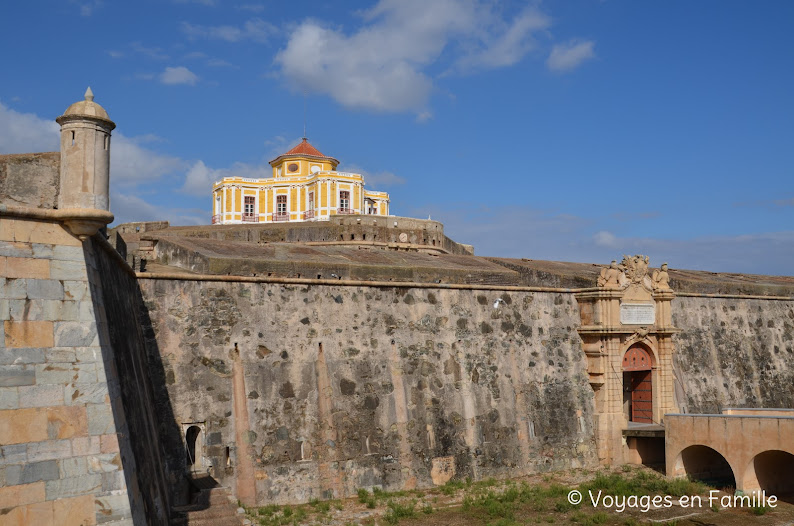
56;87;115;129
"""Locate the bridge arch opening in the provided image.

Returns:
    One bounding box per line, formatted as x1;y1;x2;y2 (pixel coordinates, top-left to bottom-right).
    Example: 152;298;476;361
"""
675;445;735;489
744;450;794;500
622;344;654;423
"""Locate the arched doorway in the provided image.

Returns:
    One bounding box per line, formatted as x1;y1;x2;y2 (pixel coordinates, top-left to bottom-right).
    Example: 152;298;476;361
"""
185;425;202;470
745;450;794;500
623;345;653;423
676;445;736;489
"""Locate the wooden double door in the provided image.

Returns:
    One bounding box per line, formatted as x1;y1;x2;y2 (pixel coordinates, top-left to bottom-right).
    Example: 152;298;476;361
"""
623;346;653;424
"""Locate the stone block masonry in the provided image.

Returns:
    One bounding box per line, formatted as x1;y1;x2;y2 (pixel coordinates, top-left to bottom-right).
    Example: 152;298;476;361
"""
139;278;600;505
0;217;135;525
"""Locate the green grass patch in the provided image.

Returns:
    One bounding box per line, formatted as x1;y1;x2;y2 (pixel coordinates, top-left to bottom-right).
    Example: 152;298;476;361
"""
383;499;417;524
580;470;707;499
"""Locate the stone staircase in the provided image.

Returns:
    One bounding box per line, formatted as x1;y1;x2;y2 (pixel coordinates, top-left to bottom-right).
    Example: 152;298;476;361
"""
171;475;245;526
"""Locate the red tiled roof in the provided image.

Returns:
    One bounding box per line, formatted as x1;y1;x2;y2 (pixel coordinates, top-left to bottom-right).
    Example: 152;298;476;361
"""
285;138;325;157
269;137;339;166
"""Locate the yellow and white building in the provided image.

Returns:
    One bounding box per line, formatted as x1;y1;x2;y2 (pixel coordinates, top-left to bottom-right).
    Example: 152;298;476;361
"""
212;138;390;224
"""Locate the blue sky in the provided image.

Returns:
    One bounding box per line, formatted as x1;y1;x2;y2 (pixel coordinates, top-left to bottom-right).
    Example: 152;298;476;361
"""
1;1;793;275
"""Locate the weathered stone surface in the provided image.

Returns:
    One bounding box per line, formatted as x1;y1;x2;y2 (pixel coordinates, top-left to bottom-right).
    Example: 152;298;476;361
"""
50;260;86;281
95;493;133;523
52;494;96;526
0;387;19;409
673;297;794;413
0;241;34;258
26;279;64;300
0;480;46;508
66;382;109;405
0;298;9;320
52;245;85;262
44;473;102;500
5;460;59;485
0;347;45;365
18;383;64;407
71;436;100;456
1;277;27;299
0;365;35;387
4;321;53;348
34;363;75;384
27;440;72;462
63;280;90;301
140;279;597;504
86;403;115;436
0;444;28;465
31;244;54;259
0;407;87;444
87;452;122;473
0;152;60;209
59;456;88;478
54;321;98;347
6;257;50;279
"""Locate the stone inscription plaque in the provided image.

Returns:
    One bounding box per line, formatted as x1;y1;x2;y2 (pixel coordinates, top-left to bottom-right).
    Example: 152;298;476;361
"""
620;303;655;325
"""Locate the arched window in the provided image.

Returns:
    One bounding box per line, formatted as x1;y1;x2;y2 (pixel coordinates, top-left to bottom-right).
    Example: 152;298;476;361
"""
185;425;202;468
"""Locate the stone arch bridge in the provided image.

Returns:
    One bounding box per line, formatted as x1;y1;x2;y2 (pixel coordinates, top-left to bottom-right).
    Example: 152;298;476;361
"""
665;409;794;497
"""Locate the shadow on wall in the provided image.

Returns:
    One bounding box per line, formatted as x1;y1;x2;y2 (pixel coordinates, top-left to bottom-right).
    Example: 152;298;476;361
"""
88;237;210;522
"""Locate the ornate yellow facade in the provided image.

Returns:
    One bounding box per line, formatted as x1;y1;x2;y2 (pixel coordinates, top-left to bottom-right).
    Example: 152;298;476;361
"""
211;138;390;224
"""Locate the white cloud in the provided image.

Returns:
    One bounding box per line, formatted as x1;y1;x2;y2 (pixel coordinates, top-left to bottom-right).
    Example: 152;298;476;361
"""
71;0;102;17
0;100;217;225
416;204;794;275
207;58;235;68
593;230;619;248
263;135;303;161
160;66;199;86
111;134;186;185
174;0;216;5
131;42;170;61
181;18;275;43
237;4;264;13
275;0;550;113
0;102;59;154
453;9;550;71
110;192;207;226
547;39;596;72
342;163;405;187
0;102;184;187
364;171;405;187
415;111;433;123
181;160;270;197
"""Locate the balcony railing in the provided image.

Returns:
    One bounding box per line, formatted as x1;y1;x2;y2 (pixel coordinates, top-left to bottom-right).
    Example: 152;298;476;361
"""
303;210;315;220
242;214;259;223
211;214;221;224
273;212;290;222
336;208;356;215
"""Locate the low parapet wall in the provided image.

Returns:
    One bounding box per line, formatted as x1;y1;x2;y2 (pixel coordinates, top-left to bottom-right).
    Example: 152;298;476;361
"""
722;408;794;417
665;413;794;494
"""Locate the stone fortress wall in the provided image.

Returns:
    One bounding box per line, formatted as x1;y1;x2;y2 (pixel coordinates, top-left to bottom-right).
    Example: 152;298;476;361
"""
0;214;172;525
133;272;793;506
1;91;793;523
137;279;598;505
0;92;172;525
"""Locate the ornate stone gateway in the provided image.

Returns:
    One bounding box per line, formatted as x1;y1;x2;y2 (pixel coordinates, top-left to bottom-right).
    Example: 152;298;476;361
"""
576;256;678;464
